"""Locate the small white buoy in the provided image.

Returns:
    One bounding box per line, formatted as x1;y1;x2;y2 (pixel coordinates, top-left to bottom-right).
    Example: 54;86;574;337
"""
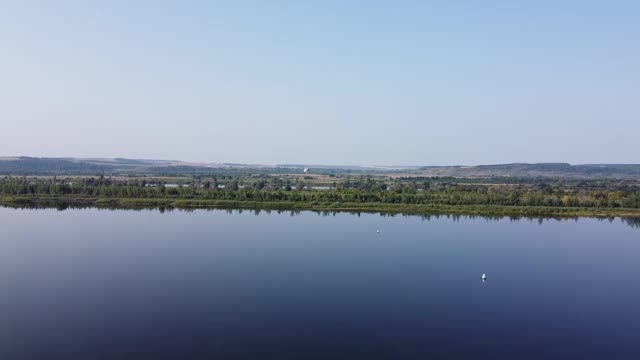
481;273;487;281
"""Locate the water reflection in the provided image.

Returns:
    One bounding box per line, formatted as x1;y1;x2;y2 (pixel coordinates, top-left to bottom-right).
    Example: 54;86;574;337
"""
622;217;640;228
0;204;639;359
1;202;639;229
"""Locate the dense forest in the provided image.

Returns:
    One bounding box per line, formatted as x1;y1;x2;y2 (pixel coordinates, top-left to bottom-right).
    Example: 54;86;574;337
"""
1;175;639;210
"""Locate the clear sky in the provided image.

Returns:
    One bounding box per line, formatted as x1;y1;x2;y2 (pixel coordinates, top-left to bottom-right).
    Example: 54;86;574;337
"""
1;1;638;165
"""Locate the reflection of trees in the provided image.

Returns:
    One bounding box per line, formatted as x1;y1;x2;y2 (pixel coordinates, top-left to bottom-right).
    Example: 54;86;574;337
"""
1;202;640;230
621;217;640;229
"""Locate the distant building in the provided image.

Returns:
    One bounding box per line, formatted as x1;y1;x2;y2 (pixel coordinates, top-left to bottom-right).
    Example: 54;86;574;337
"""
303;168;309;173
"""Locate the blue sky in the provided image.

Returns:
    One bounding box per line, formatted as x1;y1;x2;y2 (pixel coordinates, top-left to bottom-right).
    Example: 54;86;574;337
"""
1;1;638;165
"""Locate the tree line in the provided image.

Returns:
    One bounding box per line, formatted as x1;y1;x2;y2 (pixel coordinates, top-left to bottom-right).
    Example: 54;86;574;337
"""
1;176;640;209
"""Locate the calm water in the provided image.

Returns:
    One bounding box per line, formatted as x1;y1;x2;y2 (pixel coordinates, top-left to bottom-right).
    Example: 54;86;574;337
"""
1;207;639;359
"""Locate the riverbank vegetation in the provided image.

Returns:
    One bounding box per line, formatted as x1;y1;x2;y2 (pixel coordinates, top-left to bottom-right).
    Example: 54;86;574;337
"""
1;175;640;218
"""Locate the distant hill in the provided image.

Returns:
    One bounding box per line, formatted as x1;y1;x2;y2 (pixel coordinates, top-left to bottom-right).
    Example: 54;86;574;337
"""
0;157;219;176
1;157;640;178
416;163;640;178
0;157;114;175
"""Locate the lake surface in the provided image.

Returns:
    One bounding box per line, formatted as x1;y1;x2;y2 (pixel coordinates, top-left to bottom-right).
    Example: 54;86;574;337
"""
1;207;639;359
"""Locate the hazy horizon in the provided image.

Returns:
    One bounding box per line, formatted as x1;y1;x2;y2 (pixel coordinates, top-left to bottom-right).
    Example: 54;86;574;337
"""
4;154;640;168
2;1;639;164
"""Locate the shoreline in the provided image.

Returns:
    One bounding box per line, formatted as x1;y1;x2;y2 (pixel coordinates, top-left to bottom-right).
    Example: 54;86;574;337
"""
2;196;640;219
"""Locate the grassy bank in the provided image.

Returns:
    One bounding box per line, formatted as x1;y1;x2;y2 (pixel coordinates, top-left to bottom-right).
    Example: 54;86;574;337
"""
2;195;640;219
